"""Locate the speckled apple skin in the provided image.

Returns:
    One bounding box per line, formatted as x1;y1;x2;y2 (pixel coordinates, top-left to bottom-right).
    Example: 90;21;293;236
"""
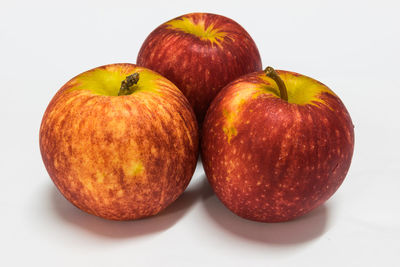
201;71;354;222
137;13;262;124
40;64;199;220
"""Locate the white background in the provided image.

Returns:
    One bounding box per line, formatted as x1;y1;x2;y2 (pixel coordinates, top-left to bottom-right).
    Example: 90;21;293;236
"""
1;0;399;266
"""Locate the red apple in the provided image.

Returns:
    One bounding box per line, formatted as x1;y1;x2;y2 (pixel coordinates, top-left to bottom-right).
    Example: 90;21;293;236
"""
201;67;354;222
137;12;262;124
40;63;199;220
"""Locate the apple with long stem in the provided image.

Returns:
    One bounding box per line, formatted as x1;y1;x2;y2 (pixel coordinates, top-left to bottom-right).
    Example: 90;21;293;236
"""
201;67;354;222
137;12;262;124
40;63;199;220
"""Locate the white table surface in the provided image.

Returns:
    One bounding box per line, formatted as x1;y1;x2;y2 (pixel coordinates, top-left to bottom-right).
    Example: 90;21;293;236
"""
1;0;399;266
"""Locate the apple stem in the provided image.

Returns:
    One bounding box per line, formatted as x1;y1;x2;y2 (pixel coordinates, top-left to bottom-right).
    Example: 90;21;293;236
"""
264;66;288;102
118;73;140;96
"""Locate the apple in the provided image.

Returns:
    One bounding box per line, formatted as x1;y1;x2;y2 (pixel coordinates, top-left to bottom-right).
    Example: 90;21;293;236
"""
201;67;354;222
39;63;199;220
137;12;262;124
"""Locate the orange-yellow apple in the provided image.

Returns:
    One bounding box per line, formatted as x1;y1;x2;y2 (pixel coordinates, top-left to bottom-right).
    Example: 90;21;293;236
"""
201;67;354;222
40;63;199;220
137;12;262;124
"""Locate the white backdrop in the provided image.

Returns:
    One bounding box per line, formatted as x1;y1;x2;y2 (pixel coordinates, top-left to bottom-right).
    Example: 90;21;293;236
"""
1;0;399;266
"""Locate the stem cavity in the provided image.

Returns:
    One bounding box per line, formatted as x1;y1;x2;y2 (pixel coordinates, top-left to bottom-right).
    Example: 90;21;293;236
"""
264;66;288;102
118;73;140;96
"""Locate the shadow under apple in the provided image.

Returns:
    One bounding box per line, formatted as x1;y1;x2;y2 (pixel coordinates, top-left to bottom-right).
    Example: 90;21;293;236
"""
200;179;330;245
49;172;330;243
49;177;204;239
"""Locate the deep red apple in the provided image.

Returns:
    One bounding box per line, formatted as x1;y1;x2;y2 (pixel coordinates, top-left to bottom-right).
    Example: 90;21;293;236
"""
40;63;199;220
137;12;262;124
201;67;354;222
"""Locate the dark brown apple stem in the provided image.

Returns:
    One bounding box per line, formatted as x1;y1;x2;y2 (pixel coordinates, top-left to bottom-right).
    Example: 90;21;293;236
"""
118;73;140;96
264;66;288;101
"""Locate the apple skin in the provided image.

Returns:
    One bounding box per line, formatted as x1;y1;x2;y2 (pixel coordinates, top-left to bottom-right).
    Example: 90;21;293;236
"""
40;63;199;220
137;12;262;124
201;70;354;222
